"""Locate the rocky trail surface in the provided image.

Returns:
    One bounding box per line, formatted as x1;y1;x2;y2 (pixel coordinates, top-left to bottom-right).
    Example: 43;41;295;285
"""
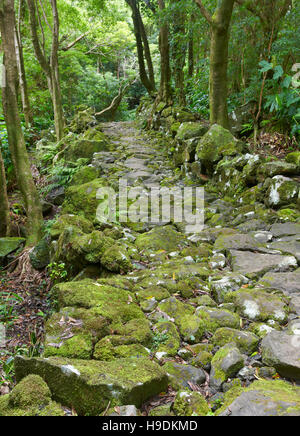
0;119;300;416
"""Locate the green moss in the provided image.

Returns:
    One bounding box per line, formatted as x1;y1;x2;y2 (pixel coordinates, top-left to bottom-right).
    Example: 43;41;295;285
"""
101;244;132;273
173;391;210;416
62;178;107;221
94;341;149;361
153;321;180;357
217;379;300;416
50;214;94;240
211;328;259;354
71;166;99;186
135;225;187;252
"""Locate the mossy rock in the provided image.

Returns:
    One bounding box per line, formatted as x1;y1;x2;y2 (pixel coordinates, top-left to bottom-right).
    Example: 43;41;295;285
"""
175;122;208;142
101;244;132;273
286;151;300;167
210;344;244;389
135;225;188;252
62;178;107;221
196;124;246;175
50;214;94;240
149;403;175;416
173;390;210;416
53;279;145;326
44;306;110;359
0;237;25;264
0;375;65;417
71;166;99;186
211;328;259;355
15;356;169;416
153;321;181;357
225;288;289;325
264;176;299;209
217;380;300;416
93;341;149;361
177;307;240;344
30;238;50;270
163;361;206;390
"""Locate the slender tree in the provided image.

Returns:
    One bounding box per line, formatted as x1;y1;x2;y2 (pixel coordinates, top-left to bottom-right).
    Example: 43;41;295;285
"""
26;0;65;140
0;141;11;237
171;0;187;106
0;0;43;246
15;0;33;128
194;0;235;128
126;0;156;95
157;0;172;103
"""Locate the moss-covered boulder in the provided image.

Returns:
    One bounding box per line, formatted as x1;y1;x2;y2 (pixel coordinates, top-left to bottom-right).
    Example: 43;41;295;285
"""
153;321;181;358
210;344;244;389
261;330;300;379
177;307;240;343
225;288;289;324
0;237;25;264
195;125;246;175
286;151;300;167
163;361;206;390
212;328;259;355
29;238;50;270
175;122;208;142
135;225;188;252
14;356;168;416
264;176;299;208
50;214;94;240
71;166;99;186
69;107;96;133
101;244;132;273
44;306;110;359
53;279;145;327
217;380;300;416
62;178;107;221
257;160;299;180
173;391;210;416
93;341;149;361
0;375;64;416
64;131;109;162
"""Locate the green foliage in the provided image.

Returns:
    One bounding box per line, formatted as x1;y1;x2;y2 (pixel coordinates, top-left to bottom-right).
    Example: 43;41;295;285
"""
47;262;68;284
260;62;300;138
0;292;24;328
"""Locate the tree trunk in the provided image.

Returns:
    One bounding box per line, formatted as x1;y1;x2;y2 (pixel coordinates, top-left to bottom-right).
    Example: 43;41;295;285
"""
0;0;43;246
0;142;11;237
188;15;195;78
194;0;235;128
126;0;156;95
26;0;65;140
172;0;187;105
157;0;172;103
15;0;33;128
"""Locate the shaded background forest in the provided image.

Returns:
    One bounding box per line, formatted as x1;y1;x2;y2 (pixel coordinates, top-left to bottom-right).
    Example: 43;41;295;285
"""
0;0;299;177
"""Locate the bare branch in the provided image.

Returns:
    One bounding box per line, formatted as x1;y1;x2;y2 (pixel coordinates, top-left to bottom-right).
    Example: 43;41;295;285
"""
60;32;89;51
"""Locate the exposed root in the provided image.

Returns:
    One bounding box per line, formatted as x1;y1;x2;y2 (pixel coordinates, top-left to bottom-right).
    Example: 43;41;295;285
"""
5;248;41;283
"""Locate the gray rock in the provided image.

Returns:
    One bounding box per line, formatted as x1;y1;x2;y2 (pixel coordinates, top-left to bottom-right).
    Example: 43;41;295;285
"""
269;240;300;263
163;361;206;390
270;222;300;238
261;330;300;379
218;380;300;416
230;250;297;277
210;344;244;389
259;270;300;295
214;233;263;253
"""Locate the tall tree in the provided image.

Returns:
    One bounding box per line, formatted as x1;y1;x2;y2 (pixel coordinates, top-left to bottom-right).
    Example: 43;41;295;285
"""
26;0;65;140
157;0;172;103
194;0;235;128
15;0;33;128
0;0;43;246
126;0;156;95
171;0;187;105
0;141;11;237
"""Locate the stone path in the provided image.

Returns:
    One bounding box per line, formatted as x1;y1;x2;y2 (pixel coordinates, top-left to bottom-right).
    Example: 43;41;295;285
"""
2;121;300;417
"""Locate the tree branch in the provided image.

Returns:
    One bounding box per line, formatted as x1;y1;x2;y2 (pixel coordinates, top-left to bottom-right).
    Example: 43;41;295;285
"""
60;32;89;51
193;0;213;25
